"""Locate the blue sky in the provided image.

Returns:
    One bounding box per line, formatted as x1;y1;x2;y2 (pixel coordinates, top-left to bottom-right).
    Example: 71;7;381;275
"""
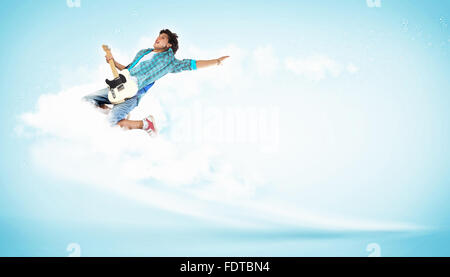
0;0;450;256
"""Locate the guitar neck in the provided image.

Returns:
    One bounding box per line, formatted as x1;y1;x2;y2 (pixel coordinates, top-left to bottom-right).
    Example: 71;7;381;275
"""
102;45;120;78
108;58;119;78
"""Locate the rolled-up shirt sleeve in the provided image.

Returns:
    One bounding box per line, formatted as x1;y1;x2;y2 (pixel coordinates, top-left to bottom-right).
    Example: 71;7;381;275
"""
190;59;197;70
171;58;197;73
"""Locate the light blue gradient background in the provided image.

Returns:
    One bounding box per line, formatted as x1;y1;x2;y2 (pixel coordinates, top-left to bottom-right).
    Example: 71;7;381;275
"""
1;0;450;256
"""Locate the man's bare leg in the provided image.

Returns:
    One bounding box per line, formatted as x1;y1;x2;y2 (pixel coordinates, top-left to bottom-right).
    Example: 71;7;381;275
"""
117;119;143;130
117;115;157;135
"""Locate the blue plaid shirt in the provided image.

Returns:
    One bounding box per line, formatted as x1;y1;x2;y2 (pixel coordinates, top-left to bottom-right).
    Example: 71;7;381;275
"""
126;47;197;94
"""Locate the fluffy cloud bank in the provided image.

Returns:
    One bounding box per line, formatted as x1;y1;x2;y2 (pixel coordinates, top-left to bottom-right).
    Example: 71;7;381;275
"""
17;43;419;232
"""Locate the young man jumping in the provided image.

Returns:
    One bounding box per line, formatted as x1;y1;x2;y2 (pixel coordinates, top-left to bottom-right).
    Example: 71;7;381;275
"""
82;29;229;136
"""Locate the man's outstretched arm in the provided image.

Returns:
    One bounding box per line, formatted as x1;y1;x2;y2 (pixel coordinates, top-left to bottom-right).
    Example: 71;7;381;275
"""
196;56;230;69
171;56;230;73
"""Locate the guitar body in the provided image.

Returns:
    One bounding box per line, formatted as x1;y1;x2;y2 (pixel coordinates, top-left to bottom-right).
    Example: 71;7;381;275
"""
105;69;138;104
102;44;139;104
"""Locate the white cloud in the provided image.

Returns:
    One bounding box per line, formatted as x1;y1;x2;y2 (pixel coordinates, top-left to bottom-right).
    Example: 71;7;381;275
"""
346;62;360;74
17;42;420;232
252;45;280;76
285;55;358;81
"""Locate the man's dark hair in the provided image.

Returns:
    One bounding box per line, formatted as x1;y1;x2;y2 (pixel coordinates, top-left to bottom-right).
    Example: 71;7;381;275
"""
160;29;179;54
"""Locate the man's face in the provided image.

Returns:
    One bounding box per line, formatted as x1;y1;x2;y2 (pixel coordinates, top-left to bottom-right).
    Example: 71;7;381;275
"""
154;33;171;49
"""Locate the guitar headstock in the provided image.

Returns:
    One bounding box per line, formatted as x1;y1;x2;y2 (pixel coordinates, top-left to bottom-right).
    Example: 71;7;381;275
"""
102;44;111;53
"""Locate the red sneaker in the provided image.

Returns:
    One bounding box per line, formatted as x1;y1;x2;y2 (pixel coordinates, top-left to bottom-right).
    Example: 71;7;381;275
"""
143;115;158;137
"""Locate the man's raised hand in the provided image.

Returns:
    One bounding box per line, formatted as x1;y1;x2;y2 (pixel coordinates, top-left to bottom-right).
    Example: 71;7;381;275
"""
105;53;114;63
217;56;230;65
